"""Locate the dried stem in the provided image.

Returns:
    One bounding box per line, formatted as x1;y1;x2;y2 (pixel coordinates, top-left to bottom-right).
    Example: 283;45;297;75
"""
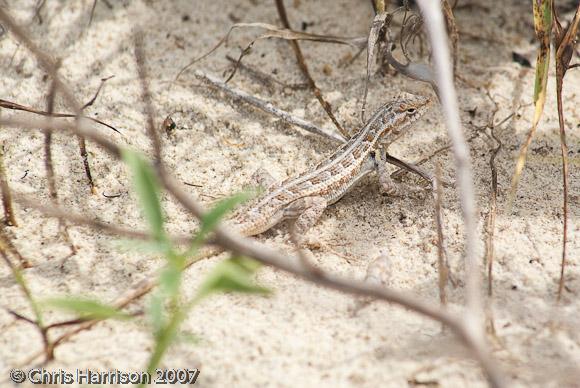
44;80;77;254
417;1;498;385
13;194;191;245
0;237;53;360
195;70;346;143
552;3;579;301
434;163;447;306
0;225;31;268
134;32;162;164
1;8;504;384
3;114;503;385
273;0;348;137
0;8;97;194
0;142;17;226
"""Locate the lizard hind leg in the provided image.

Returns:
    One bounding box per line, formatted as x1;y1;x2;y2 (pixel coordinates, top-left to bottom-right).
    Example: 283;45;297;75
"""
284;196;327;247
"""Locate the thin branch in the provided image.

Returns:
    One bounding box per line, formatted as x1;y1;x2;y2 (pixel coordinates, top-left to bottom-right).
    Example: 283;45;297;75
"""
0;224;31;268
0;238;53;360
13;194;191;245
0;98;121;134
0;8;98;194
552;2;579;301
44;79;77;255
225;54;309;91
274;0;348;137
0;142;17;226
195;70;346;143
3;114;503;385
417;1;494;385
434;163;448;306
134;32;162;164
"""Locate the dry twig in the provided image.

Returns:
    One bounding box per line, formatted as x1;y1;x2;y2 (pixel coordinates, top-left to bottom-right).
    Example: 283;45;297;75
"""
552;2;579;301
0;143;17;226
274;0;348;137
0;7;504;385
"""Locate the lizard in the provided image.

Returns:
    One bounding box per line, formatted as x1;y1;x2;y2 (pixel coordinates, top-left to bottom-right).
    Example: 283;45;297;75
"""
220;94;432;245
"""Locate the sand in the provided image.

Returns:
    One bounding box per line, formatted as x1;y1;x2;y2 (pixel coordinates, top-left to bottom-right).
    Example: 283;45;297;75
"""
0;0;579;387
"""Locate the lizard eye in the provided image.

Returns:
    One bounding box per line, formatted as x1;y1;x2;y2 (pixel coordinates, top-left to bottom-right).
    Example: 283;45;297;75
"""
406;108;417;114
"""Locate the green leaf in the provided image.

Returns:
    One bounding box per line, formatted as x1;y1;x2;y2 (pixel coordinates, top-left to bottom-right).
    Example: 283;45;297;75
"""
45;297;131;320
147;292;165;335
177;330;201;345
159;262;182;298
121;149;166;243
195;256;270;302
193;192;253;244
114;239;173;256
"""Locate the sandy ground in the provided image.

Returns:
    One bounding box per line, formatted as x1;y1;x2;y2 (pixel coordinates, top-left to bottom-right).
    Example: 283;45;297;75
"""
0;0;579;387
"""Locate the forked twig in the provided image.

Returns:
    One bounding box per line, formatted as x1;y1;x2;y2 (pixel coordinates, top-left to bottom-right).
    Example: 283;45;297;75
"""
0;8;101;195
0;238;53;360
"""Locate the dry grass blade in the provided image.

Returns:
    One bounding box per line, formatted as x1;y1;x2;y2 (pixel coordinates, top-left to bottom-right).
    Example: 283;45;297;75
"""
274;0;349;137
362;12;388;122
0;98;121;134
552;2;579;301
175;21;365;83
508;0;552;206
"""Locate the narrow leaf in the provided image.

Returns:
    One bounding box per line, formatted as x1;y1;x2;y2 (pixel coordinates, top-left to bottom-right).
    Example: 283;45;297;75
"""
158;263;182;298
509;0;552;205
195;257;270;302
115;239;172;256
191;191;253;248
45;297;131;320
121;149;165;242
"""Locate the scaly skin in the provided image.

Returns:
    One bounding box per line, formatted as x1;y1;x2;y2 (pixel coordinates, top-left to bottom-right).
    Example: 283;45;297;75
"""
227;95;432;238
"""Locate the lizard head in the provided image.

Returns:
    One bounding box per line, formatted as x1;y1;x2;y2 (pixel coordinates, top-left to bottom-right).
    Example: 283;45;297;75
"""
375;94;431;146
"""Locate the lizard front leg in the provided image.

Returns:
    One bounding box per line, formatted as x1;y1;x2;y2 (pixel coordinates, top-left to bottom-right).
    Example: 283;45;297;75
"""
375;149;424;197
284;196;327;247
